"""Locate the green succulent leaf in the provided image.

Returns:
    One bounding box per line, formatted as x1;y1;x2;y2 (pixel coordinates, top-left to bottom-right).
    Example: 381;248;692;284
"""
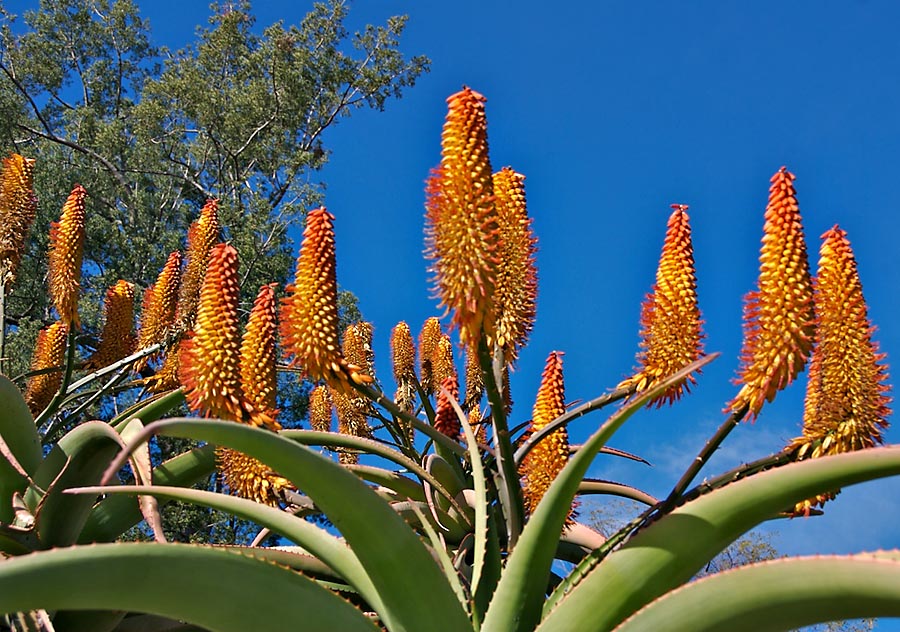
0;374;41;523
0;543;378;632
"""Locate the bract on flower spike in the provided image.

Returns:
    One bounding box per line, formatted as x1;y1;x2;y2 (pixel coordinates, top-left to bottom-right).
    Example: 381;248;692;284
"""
86;280;136;370
0;153;37;286
418;316;442;394
240;283;281;430
280;207;371;393
730;168;815;420
788;226;891;514
48;184;86;327
521;351;573;520
179;243;244;421
24;321;68;417
425;87;500;349
175;199;219;332
492;167;538;362
619;205;704;406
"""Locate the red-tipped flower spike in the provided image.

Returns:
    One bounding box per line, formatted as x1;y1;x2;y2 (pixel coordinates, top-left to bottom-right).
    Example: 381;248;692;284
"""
731;168;815;419
280;207;371;393
179;243;244;421
425;87;500;349
619;205;704;406
24;321;68;417
175;199;219;331
789;227;891;513
492;167;538;361
0;153;37;285
240;283;280;430
434;376;462;439
86;280;136;369
521;352;572;518
48;185;86;326
418;316;442;394
308;384;333;433
137;251;182;351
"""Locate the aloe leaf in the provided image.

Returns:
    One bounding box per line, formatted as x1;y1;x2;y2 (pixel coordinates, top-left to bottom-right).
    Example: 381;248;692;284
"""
118;419;164;542
49;608;126;632
614;552;900;632
577;480;657;506
540;446;900;631
344;464;427;501
109;388;185;432
125;418;471;632
24;421;124;547
0;375;41;523
0;543;378;632
78;444;215;543
482;355;715;632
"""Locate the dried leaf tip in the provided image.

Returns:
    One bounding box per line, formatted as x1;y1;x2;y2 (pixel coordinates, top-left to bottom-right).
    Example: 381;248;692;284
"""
0;153;37;286
730;167;815;420
240;283;281;430
619;205;704;405
789;226;891;513
49;184;87;327
426;87;500;349
86;280;136;370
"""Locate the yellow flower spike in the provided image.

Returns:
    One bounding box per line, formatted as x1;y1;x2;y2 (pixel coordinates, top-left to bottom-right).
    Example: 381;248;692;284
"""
391;321;417;415
24;321;69;417
343;322;375;378
146;348;180;392
240;283;281;430
492;167;538;361
619;205;704;406
425;87;501;349
521;351;573;520
434;376;461;439
175;199;220;332
308;384;333;433
137;251;183;352
788;226;891;513
178;243;244;421
0;153;37;286
216;447;289;506
432;334;457;395
48;184;87;327
418;316;442;394
280;207;371;393
464;345;484;414
333;322;375;439
86;280;136;370
731;168;815;419
470;407;487;446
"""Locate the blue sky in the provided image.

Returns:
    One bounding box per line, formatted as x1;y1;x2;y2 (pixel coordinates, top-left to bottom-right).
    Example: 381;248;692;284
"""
8;0;900;625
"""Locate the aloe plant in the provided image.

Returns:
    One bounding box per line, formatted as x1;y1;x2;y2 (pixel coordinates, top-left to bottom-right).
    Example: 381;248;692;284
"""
0;86;896;632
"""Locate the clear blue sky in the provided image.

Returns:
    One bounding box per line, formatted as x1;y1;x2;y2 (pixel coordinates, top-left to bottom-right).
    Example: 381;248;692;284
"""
10;0;900;625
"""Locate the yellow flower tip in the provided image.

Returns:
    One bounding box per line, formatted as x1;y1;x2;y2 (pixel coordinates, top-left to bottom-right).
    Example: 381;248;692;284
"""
137;250;183;353
217;447;290;506
425;87;501;348
492;167;538;361
240;283;280;429
24;321;69;417
730;167;815;420
86;280;136;370
787;226;890;513
521;351;571;517
418;317;442;394
48;184;87;327
178;242;244;421
175;199;220;331
623;205;704;407
308;384;333;433
434;376;462;439
0;153;37;285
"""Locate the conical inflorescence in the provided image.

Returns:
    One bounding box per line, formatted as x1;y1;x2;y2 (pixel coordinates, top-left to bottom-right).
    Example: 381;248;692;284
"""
0;153;37;286
48;184;87;327
86;280;136;370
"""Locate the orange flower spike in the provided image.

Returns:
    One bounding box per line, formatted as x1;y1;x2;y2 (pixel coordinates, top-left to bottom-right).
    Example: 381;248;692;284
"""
240;283;281;430
791;227;891;460
425;87;501;348
308;384;333;433
418;316;442;394
620;205;704;406
280;207;372;392
87;280;136;369
464;344;484;413
434;376;462;439
731;168;815;419
175;199;220;331
0;153;37;285
217;447;290;506
521;351;570;516
48;184;87;327
178;243;244;421
24;321;69;417
137;251;183;351
492;167;538;361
